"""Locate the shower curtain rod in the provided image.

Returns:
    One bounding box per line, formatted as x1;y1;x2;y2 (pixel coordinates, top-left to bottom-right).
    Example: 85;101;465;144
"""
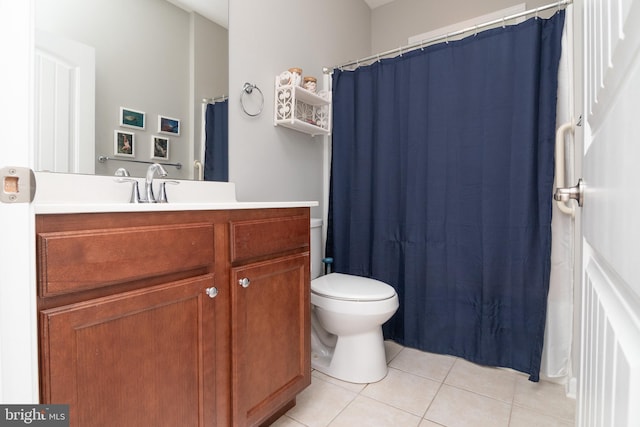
326;0;572;72
202;95;228;104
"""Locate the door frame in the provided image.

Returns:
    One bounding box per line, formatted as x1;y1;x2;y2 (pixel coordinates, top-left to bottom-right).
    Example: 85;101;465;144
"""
570;0;585;400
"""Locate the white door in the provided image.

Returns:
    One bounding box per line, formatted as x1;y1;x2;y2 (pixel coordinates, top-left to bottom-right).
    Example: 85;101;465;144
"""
35;30;95;174
0;0;39;402
577;0;640;425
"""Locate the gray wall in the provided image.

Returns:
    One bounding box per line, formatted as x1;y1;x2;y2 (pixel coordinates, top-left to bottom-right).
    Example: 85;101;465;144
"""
228;0;370;217
371;0;552;53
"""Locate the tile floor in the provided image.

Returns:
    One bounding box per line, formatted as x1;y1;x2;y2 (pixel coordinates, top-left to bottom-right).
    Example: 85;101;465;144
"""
273;341;576;427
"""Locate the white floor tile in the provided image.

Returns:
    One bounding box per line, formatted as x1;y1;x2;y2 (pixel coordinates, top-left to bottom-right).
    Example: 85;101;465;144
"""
444;358;519;403
285;376;357;427
384;339;404;363
509;405;575;427
312;369;368;393
361;367;441;416
424;384;511;427
389;347;456;382
328;395;422;427
270;415;306;427
275;343;576;427
513;376;576;422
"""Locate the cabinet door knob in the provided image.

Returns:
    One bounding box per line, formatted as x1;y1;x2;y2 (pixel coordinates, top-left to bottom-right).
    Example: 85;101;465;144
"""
205;287;218;298
238;277;251;288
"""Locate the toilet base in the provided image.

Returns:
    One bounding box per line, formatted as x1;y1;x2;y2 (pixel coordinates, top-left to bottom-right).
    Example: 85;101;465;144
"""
311;327;388;384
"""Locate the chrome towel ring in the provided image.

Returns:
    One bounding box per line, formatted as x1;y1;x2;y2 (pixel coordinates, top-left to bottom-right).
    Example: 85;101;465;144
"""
240;82;264;117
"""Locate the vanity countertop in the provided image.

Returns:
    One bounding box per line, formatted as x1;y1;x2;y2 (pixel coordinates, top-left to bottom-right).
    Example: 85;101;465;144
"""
34;200;318;214
33;172;318;214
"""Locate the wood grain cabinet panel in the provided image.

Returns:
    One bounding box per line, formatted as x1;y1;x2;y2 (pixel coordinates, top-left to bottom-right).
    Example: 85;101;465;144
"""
38;223;214;297
231;253;311;426
40;274;217;427
230;215;309;263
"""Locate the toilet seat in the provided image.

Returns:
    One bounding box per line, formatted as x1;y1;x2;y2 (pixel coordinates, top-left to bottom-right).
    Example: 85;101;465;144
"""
311;273;396;302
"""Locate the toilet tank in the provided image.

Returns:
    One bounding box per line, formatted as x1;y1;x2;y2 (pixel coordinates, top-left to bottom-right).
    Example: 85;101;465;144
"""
310;218;323;279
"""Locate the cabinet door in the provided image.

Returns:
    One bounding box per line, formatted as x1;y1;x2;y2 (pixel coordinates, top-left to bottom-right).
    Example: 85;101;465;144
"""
40;274;218;427
231;253;311;426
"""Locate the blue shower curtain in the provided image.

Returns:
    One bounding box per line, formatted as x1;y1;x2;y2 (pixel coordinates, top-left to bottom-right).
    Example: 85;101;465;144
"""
204;100;228;181
327;12;565;381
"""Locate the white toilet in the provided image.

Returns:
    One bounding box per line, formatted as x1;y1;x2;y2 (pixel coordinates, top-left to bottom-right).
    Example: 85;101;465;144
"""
310;219;399;383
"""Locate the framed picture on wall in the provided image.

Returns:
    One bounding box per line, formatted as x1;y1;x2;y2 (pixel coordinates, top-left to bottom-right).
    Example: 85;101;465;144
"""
158;115;180;136
151;135;169;160
114;130;135;157
119;107;145;129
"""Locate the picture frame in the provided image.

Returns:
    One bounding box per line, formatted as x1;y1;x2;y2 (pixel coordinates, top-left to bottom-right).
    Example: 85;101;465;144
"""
119;107;145;129
151;135;169;160
158;115;180;136
114;130;135;157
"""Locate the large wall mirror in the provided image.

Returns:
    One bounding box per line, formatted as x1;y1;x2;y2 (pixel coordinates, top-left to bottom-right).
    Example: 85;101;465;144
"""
34;0;228;180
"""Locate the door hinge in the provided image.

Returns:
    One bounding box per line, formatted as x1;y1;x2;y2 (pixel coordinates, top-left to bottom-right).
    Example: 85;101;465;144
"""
1;166;36;203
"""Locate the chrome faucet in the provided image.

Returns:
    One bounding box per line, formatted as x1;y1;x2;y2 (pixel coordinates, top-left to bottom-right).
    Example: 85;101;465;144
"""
114;168;141;203
114;167;130;177
144;163;168;203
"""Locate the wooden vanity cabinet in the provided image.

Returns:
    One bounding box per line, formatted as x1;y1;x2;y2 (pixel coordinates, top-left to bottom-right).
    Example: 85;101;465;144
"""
36;208;311;427
36;212;225;426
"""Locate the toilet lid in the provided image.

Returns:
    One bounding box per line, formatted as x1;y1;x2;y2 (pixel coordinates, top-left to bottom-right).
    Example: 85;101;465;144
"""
311;273;396;301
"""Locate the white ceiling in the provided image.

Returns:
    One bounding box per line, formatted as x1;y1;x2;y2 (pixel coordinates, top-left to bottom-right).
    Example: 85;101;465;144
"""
363;0;395;8
167;0;394;30
166;0;229;28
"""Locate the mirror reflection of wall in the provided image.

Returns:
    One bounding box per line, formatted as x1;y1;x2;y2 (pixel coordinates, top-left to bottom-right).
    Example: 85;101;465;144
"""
35;0;228;180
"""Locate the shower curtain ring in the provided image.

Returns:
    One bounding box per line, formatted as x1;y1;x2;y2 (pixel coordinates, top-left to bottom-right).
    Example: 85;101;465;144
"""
445;34;449;44
502;17;506;28
474;25;479;36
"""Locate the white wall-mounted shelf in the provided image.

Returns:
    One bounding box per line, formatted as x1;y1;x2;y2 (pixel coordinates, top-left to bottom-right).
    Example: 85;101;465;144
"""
274;77;331;136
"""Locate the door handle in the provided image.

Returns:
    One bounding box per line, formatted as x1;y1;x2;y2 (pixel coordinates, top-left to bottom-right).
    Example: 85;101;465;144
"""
554;178;584;207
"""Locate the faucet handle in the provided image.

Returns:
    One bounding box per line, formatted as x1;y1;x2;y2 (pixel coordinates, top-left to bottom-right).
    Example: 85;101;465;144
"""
158;180;179;203
116;178;142;203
